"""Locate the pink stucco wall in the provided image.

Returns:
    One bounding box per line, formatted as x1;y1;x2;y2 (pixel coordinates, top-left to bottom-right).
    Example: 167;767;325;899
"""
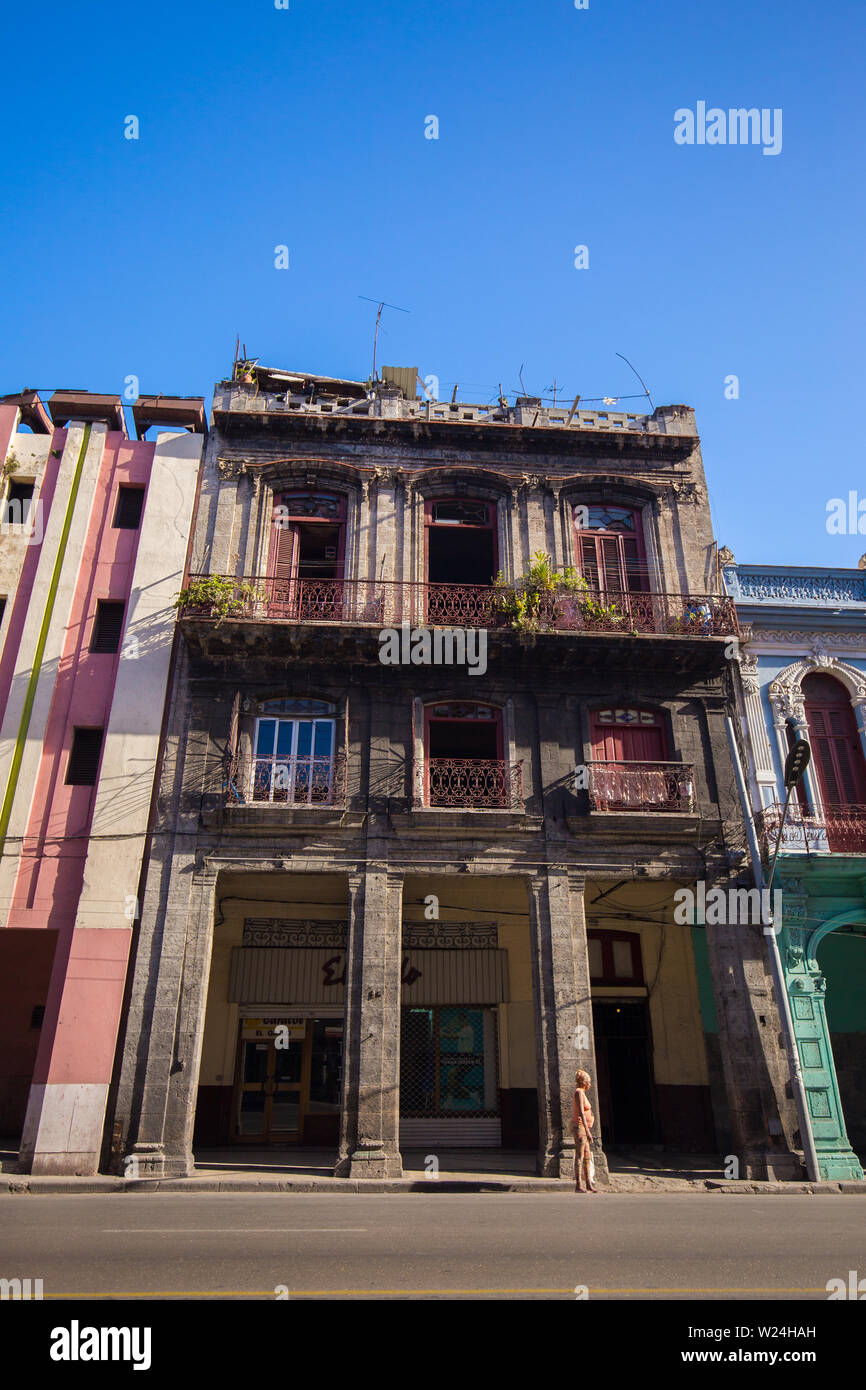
7;432;153;933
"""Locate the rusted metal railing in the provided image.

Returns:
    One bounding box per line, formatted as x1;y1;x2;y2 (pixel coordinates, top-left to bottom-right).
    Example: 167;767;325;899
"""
756;800;866;855
181;575;738;637
426;758;524;810
225;752;347;807
586;760;696;812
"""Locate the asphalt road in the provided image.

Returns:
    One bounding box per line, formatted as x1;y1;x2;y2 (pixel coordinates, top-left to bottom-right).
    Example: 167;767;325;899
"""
1;1193;862;1300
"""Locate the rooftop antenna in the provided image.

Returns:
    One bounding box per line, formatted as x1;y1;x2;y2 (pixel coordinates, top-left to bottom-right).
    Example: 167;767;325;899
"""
615;352;654;412
518;364;528;397
359;296;410;382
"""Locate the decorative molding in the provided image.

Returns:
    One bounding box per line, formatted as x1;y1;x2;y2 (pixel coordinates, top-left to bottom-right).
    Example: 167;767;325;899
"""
769;652;866;724
402;923;499;948
749;628;866;649
670;480;704;504
241;918;499;949
244;919;347;947
731;569;866;605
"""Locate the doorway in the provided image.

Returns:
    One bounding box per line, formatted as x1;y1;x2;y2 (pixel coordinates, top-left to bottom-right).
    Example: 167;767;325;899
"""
233;1016;343;1145
592;1000;657;1144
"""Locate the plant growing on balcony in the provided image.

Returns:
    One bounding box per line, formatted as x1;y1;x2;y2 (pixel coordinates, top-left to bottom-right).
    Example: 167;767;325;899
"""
494;552;628;632
174;576;264;622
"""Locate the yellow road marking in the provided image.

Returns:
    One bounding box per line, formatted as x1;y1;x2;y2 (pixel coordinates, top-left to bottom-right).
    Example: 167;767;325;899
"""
41;1287;828;1298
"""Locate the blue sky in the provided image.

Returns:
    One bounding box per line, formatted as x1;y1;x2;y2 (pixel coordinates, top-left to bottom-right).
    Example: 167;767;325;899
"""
2;0;864;567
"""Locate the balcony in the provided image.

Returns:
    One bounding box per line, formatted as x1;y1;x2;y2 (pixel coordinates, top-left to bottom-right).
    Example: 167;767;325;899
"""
586;761;696;813
756;802;866;855
225;753;348;807
425;758;524;810
179;574;738;638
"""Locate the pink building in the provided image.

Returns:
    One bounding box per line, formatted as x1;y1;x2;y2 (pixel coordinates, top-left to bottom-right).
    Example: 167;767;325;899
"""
0;389;205;1173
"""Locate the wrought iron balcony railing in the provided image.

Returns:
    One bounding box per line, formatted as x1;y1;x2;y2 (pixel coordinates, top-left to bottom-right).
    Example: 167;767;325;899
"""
180;574;738;637
756;801;866;855
425;758;524;810
586;760;696;812
224;753;347;807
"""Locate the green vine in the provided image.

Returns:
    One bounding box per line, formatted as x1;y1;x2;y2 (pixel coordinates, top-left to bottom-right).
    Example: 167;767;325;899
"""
174;576;265;622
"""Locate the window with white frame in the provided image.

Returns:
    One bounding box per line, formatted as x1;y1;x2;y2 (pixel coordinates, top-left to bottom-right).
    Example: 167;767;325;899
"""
252;707;336;804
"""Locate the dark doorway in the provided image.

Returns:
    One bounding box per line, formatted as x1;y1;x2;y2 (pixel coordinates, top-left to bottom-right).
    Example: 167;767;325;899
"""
295;523;343;581
428;719;499;760
427;527;495;585
592;1000;657;1143
425;498;497;585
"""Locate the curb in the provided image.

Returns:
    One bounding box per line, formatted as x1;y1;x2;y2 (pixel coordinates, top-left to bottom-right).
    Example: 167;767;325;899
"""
2;1176;864;1195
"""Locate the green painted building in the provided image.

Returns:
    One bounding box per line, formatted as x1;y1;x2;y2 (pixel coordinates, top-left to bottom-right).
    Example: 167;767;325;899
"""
724;557;866;1180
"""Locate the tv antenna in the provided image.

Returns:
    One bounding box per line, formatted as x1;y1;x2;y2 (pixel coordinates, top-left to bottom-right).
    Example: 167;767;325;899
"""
615;352;654;411
359;296;410;382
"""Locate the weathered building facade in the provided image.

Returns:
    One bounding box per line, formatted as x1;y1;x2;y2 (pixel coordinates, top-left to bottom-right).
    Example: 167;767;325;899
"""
725;556;866;1178
111;368;803;1181
0;388;205;1173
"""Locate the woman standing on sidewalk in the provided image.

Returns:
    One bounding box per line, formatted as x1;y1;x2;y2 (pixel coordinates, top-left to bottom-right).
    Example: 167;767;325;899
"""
572;1069;598;1193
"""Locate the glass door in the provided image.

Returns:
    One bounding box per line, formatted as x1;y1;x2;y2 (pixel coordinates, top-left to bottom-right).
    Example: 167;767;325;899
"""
235;1030;304;1141
233;1019;343;1144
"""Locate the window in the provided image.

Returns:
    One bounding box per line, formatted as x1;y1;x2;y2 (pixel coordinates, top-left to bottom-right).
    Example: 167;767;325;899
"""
113;486;145;529
90;601;125;654
425;497;497;586
802;674;866;851
424;702;512;807
400;1007;500;1118
591;708;668;762
65;728;104;786
573;503;648;594
588;709;691;810
3;481;34;525
252;714;336;804
587;931;644;985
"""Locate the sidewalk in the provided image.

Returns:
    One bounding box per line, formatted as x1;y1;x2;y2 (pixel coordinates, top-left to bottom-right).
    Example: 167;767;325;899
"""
2;1140;864;1193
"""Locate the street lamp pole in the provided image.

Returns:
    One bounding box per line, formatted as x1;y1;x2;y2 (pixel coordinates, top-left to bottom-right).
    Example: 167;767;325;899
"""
726;721;820;1182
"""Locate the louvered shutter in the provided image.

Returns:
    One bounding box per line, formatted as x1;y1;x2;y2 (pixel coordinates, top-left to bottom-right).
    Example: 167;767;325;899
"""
225;690;242;800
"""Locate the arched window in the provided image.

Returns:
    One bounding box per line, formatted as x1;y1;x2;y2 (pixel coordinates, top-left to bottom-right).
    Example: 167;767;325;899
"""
251;698;337;804
269;492;346;581
803;674;866;821
588;708;692;811
423;701;513;808
573;503;648;594
591;707;668;763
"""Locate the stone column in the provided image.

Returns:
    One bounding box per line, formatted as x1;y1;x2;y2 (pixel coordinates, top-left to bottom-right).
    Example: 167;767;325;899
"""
336;866;403;1178
702;873;802;1180
527;867;608;1181
118;862;218;1179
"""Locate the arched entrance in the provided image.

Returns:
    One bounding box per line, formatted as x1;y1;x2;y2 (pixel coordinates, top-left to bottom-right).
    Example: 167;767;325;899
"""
781;906;865;1180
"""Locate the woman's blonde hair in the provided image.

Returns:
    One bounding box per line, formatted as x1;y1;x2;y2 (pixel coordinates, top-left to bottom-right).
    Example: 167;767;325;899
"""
575;1069;591;1089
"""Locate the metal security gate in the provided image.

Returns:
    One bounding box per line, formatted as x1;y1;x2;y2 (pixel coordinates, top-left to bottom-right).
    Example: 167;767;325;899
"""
399;1005;502;1148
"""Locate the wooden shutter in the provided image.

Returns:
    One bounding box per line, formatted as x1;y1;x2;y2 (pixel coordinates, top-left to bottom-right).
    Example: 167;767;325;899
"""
806;703;866;806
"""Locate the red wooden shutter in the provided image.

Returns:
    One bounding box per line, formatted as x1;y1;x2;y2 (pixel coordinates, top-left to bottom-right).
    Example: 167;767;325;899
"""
806;703;866;806
274;522;298;579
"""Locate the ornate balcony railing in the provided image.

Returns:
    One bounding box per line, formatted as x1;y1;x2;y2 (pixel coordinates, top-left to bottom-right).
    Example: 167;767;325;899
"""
181;574;738;637
425;758;524;810
224;753;347;807
586;760;696;812
756;801;866;855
